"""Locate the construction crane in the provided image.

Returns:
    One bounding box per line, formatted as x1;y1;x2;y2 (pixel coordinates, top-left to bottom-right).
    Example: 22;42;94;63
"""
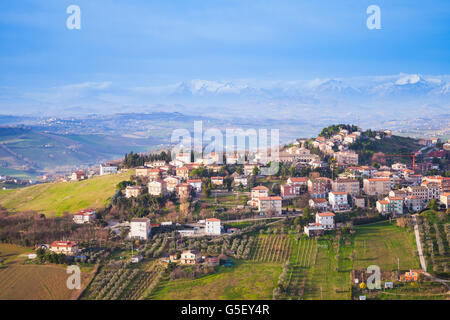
383;154;417;170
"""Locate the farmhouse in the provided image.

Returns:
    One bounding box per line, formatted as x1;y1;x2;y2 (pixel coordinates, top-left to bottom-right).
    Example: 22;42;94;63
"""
50;241;79;255
73;209;96;224
180;250;202;265
71;171;87;181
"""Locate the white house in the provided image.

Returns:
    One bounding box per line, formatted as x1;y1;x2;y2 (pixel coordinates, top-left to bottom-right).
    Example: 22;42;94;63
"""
328;191;349;211
234;176;248;187
73;209;96;224
100;164;118;175
187;179;202;192
130;218;151;240
315;212;335;230
148;180;167;196
205;218;222;235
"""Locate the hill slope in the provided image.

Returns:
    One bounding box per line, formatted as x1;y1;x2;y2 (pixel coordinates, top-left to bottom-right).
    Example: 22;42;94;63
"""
0;170;133;216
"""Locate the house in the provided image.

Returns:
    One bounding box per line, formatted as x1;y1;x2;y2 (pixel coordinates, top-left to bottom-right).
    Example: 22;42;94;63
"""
145;160;166;168
352;196;365;208
422;176;450;193
226;154;240;165
71;171;87;181
250;185;269;207
400;270;424;282
332;179;360;196
309;198;328;211
73;209;96;224
287;177;307;187
205;218;221;235
176;166;191;179
187;179;202;192
100;164;118;175
304;223;324;237
211;176;224;186
148;180;168;196
164;176;181;192
130;218;151;240
329;191;349;211
135;167;153;177
376;199;391;215
180;250;202;265
333;150;358;165
315;212;335;230
363;178;391;196
440;193;450;209
257;196;282;216
376;197;403;215
281;184;297;198
50;241;78;255
233;176;248;187
175;153;192;165
307;177;331;198
147;168;163;181
125;185;144;198
405;195;424;212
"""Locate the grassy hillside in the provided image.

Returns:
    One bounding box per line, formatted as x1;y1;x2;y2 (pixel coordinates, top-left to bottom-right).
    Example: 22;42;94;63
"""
0;170;133;216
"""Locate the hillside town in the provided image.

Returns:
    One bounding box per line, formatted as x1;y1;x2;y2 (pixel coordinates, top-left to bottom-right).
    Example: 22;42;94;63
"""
1;124;449;300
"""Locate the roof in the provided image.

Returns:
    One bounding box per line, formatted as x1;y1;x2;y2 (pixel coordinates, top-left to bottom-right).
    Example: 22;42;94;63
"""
211;176;224;179
206;218;221;222
252;185;269;190
331;191;347;195
259;196;282;201
187;179;202;182
289;177;307;182
366;178;390;182
51;241;77;248
311;198;327;203
378;200;389;205
317;212;335;217
388;197;404;201
74;209;95;216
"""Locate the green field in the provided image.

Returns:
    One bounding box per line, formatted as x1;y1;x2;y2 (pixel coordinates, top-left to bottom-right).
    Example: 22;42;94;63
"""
350;221;420;271
0;170;134;216
150;261;281;300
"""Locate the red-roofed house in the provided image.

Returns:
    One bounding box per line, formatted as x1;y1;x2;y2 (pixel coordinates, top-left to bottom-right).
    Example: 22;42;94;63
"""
50;241;79;255
257;196;282;216
315;212;335;229
73;209;96;224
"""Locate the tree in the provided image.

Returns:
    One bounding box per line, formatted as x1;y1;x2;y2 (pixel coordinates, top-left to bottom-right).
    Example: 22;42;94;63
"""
302;207;311;223
252;166;259;176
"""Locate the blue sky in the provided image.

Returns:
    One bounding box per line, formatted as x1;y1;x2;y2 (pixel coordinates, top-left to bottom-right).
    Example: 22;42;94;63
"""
0;0;449;113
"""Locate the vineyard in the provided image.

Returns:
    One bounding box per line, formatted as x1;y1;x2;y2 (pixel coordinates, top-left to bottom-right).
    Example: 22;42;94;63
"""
250;235;294;263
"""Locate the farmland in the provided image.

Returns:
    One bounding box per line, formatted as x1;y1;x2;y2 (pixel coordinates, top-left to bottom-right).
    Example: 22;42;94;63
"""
150;261;281;300
0;170;134;216
0;243;94;300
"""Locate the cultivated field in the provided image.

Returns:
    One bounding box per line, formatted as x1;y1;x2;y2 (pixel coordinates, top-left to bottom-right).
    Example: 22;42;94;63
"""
0;244;94;300
0;170;134;216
